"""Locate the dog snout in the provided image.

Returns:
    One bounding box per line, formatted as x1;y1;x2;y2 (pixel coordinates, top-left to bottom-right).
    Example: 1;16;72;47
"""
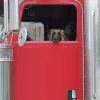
52;32;61;43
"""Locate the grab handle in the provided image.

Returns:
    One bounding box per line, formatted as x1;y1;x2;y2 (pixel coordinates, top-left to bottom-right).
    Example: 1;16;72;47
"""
91;10;96;99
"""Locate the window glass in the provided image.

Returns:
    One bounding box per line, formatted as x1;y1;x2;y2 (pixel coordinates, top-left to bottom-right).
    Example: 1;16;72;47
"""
21;5;77;42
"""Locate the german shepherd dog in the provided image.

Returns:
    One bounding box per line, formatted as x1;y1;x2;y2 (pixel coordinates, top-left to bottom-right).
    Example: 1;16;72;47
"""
48;22;76;43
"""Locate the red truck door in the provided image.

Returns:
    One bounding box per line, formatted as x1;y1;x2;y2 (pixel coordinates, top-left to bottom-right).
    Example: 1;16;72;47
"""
11;1;83;100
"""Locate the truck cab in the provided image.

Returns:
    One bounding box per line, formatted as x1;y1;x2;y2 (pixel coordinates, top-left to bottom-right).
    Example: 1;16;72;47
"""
11;0;83;100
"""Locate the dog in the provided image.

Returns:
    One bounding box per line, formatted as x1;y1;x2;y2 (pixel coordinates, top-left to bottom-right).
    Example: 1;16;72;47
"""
48;22;76;43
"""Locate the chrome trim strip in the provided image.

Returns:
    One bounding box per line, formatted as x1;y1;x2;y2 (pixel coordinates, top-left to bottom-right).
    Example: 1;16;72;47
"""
91;10;96;99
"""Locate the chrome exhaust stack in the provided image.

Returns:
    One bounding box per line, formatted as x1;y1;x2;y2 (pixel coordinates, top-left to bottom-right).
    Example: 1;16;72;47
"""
0;44;13;100
0;0;19;100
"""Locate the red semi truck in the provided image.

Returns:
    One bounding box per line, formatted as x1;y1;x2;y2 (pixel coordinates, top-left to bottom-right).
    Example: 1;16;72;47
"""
0;0;100;100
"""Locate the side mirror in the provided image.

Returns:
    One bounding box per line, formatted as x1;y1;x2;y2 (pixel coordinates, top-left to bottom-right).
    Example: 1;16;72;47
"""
18;27;27;47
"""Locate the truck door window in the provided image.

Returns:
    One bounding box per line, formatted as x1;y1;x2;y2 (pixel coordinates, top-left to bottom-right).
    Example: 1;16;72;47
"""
21;5;77;41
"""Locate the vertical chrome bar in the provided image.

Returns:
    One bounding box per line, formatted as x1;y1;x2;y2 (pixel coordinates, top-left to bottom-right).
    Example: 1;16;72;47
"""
9;0;19;31
84;0;97;100
95;0;100;99
4;0;9;33
0;63;4;100
91;10;96;99
3;62;10;100
4;0;19;32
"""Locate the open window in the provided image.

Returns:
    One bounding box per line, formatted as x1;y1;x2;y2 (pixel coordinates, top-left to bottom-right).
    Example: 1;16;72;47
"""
21;5;77;41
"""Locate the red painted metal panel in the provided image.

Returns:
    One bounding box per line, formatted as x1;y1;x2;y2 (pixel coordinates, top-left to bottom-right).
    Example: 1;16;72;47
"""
11;1;83;100
11;42;83;100
23;0;84;5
